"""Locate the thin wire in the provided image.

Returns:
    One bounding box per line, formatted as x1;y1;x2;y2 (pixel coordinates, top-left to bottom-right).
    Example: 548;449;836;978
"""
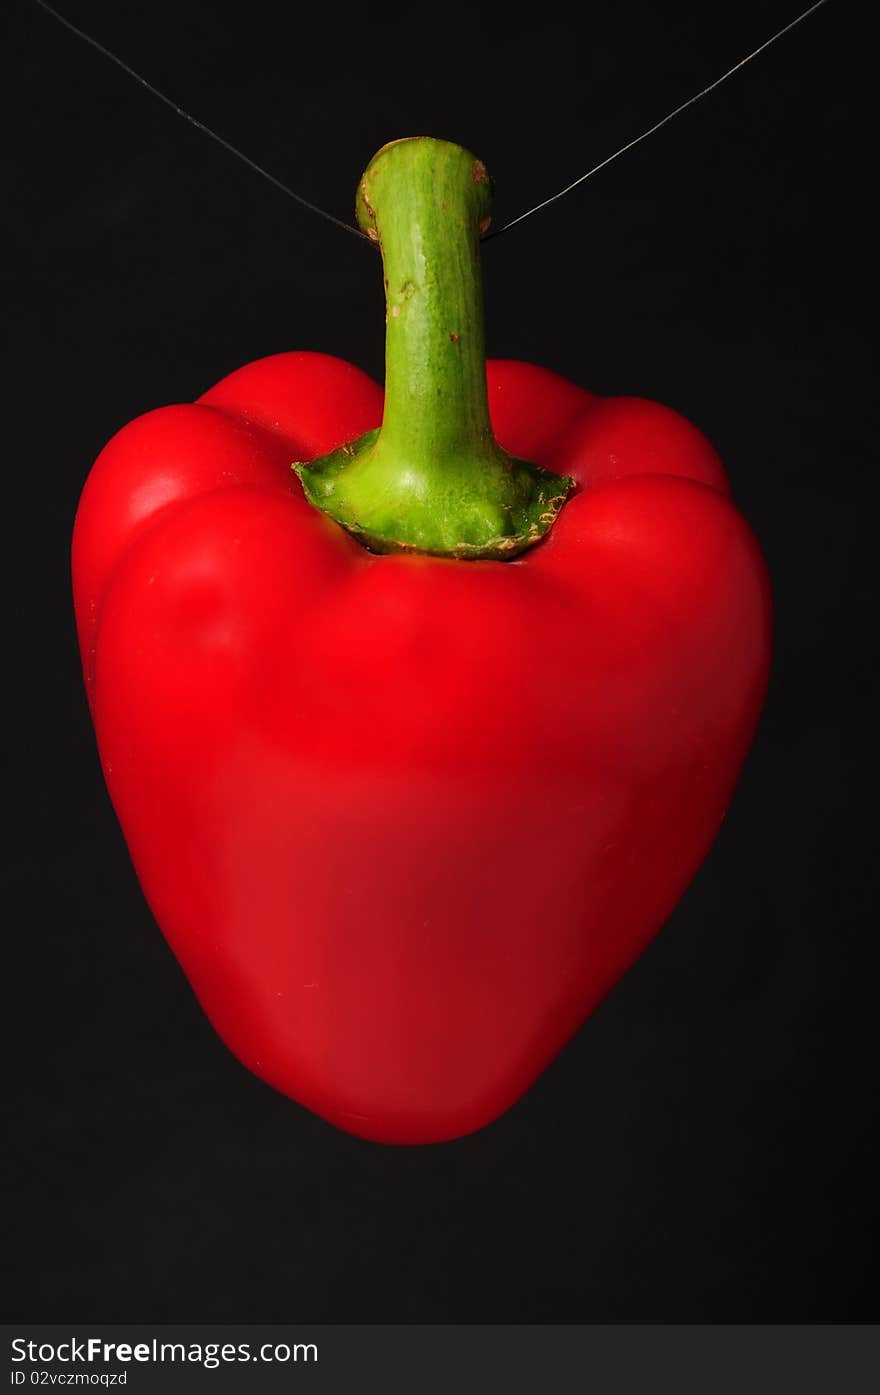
33;0;831;244
31;0;368;241
492;0;831;236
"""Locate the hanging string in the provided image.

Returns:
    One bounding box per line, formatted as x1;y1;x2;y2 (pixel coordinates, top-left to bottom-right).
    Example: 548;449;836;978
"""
491;0;831;236
33;0;831;242
31;0;368;241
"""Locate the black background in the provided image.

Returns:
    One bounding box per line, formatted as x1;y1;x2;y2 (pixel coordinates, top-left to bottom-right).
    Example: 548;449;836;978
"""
4;0;876;1322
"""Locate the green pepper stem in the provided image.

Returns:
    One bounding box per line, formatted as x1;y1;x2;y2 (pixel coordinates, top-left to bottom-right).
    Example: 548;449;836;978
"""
295;137;572;560
364;139;494;462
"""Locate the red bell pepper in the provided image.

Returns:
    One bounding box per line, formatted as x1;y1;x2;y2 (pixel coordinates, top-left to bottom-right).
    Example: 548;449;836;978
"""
72;138;771;1144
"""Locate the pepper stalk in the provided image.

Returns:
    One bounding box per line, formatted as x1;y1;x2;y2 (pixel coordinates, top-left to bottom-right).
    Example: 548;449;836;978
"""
294;137;573;560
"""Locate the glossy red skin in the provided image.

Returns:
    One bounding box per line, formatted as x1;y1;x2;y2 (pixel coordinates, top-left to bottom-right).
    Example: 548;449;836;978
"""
73;351;771;1144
